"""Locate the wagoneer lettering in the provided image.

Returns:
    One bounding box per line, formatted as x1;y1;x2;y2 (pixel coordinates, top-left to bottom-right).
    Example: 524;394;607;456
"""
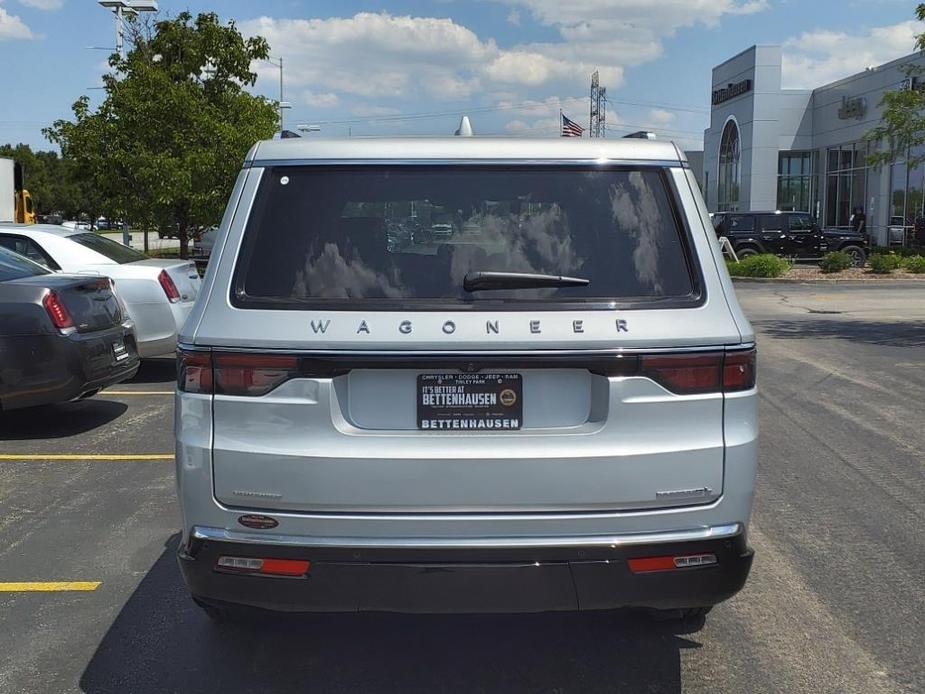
176;137;757;623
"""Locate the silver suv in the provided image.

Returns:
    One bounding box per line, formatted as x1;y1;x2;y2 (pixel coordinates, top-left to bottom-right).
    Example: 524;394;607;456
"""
175;137;757;621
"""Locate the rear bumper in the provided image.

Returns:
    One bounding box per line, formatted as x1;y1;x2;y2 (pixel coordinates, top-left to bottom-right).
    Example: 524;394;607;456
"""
0;325;140;410
178;524;753;614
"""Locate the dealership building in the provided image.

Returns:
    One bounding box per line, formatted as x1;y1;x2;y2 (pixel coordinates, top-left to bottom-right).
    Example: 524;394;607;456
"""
702;45;925;245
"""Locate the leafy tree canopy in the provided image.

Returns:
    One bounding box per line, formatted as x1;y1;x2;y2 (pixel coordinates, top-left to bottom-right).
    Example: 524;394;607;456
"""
45;11;279;255
866;3;925;169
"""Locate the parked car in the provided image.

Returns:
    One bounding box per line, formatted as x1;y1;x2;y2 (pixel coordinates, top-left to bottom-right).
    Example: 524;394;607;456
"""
0;224;201;357
430;222;454;239
175;137;757;623
0;246;139;410
712;210;868;266
192;226;218;257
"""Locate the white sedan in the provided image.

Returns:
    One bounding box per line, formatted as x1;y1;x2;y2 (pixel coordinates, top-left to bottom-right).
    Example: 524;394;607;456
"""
0;224;201;357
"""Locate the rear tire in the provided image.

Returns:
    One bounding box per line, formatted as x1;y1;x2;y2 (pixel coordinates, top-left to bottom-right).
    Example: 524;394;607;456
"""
650;605;713;633
841;244;866;267
735;247;759;259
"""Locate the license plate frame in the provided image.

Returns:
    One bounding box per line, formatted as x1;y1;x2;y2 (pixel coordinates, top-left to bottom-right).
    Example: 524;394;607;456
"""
417;373;523;431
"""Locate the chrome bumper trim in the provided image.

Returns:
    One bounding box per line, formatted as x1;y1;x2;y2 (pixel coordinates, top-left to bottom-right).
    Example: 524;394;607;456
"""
191;522;742;550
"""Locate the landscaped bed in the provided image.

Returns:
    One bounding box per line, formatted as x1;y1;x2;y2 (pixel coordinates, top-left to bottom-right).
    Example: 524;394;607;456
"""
727;251;925;280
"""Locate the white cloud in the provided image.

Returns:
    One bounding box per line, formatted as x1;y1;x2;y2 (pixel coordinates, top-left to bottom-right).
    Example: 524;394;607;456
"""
302;90;340;108
351;105;402;117
782;20;919;88
0;4;34;39
648;108;675;125
507;9;521;26
17;0;63;10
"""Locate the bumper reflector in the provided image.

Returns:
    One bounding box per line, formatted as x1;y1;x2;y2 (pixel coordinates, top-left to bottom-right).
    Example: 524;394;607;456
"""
628;553;718;573
216;556;311;577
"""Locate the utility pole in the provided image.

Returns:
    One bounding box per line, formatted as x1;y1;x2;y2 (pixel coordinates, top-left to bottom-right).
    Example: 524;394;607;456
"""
590;70;607;138
97;2;158;246
264;57;290;131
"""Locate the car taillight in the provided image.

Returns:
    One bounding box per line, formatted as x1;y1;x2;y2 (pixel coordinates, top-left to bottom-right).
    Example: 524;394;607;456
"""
177;349;213;394
43;291;75;331
723;348;757;391
213;353;300;397
176;350;302;396
641;353;723;395
595;348;756;395
158;269;181;303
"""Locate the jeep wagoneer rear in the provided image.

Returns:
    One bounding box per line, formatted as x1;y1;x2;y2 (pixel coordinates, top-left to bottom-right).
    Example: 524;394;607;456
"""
175;138;757;620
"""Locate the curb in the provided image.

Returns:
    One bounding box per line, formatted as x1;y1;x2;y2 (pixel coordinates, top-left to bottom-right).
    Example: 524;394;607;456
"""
731;277;925;286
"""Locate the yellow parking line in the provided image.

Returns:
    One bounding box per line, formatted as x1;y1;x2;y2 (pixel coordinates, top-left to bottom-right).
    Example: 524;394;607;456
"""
0;454;174;461
103;390;174;395
0;582;101;592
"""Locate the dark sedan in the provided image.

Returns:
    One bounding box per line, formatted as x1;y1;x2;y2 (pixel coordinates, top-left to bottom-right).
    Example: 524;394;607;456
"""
0;246;140;410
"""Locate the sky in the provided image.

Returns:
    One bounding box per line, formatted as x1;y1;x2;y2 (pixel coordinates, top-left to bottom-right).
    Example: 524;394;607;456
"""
0;0;920;151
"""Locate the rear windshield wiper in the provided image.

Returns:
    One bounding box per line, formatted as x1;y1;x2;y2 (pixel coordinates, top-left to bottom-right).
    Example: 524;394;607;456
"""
463;271;590;292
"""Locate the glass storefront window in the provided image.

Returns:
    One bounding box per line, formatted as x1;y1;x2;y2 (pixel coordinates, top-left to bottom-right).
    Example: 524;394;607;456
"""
718;120;741;212
889;162;906;223
824;143;869;228
777;151;814;211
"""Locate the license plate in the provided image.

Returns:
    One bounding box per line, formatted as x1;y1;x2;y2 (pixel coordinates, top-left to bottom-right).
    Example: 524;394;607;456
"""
417;373;522;431
112;340;128;362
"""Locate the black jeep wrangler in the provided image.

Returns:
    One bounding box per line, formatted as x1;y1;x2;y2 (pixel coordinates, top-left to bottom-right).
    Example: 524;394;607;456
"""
712;211;868;267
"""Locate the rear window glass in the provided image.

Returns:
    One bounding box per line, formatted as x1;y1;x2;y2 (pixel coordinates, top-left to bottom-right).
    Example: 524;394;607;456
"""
0;245;50;281
68;233;147;264
234;166;698;308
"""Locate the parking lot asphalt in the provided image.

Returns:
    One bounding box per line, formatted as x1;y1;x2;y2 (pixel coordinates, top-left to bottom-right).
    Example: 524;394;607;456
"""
0;282;922;693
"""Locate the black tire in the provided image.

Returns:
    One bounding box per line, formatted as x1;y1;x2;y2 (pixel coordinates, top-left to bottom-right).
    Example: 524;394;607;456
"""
841;244;867;267
678;606;712;620
736;247;759;259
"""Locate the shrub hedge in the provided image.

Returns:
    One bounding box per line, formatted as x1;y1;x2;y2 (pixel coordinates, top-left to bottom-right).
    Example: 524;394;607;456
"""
819;251;852;273
726;254;791;278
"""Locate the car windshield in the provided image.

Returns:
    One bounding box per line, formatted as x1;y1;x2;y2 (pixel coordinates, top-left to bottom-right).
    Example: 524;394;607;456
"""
234;166;697;308
67;233;147;264
0;245;50;281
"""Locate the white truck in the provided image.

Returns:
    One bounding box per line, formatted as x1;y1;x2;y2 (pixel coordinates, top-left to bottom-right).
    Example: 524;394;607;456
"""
0;157;36;224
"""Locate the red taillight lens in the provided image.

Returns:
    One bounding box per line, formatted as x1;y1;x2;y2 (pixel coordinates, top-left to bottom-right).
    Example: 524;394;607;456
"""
42;291;75;330
177;349;213;394
723;349;757;391
213;353;300;397
641;353;723;395
158;269;181;303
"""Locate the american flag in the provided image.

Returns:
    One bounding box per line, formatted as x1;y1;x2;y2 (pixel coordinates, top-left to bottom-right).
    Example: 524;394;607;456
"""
561;113;585;137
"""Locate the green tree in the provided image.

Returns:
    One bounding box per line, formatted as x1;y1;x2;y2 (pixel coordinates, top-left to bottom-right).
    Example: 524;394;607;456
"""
865;4;925;169
45;11;278;257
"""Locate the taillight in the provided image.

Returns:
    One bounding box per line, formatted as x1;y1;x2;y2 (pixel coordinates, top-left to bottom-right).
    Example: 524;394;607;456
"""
176;350;302;396
177;349;213;393
723;348;757;391
43;291;75;331
158;269;181;303
596;348;756;395
641;353;723;395
213;353;300;396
